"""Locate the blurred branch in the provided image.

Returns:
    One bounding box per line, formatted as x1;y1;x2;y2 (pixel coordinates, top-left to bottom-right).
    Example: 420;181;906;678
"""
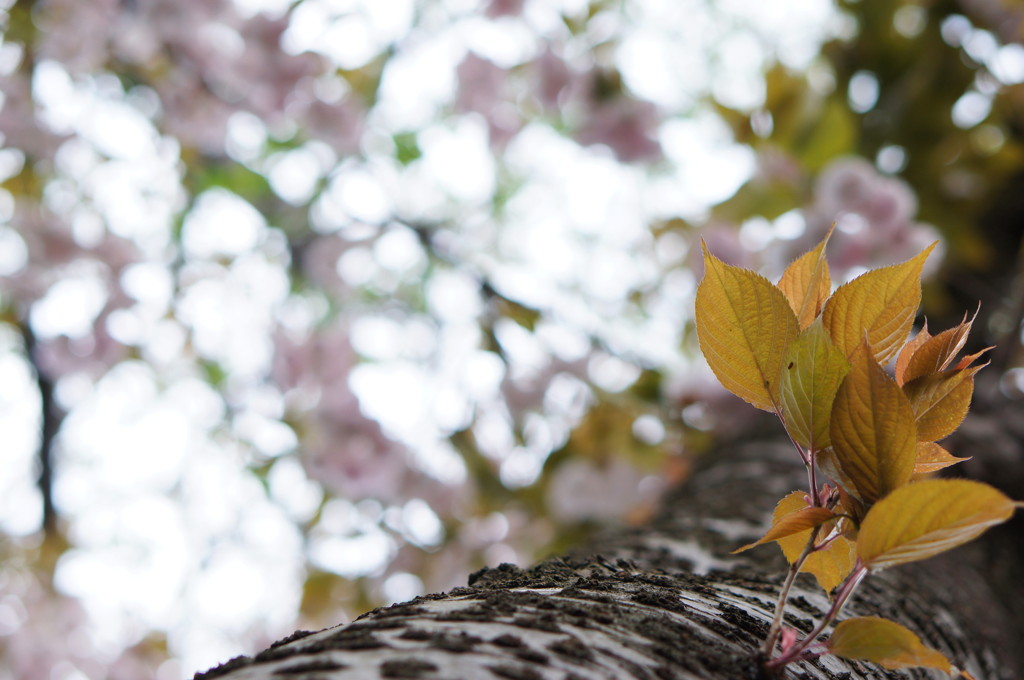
989;239;1024;375
19;322;61;538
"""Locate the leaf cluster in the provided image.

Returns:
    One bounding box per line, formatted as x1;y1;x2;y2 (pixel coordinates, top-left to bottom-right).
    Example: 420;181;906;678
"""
695;229;1019;675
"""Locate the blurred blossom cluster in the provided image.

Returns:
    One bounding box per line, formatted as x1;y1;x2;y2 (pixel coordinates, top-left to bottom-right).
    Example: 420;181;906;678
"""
694;155;943;291
455;48;662;161
5;0;1022;678
805;158;943;274
31;0;345;155
271;322;408;500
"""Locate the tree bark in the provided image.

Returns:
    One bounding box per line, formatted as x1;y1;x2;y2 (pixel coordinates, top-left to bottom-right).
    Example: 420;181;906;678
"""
193;404;1024;680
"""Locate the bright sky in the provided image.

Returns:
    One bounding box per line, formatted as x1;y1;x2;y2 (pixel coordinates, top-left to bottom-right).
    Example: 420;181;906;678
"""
0;0;849;676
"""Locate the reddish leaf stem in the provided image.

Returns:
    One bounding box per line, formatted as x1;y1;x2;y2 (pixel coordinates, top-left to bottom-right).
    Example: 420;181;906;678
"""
766;562;869;670
771;405;820;507
762;526;821;655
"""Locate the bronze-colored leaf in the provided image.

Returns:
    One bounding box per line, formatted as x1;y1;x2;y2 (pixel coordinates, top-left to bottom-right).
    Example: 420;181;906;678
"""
778;226;833;329
895;323;930;386
772;491;856;592
901;312;974;385
822;244;935;364
903;365;983;442
913;442;970;475
828;616;952;672
734;503;836;553
829;340;917;503
857;479;1017;570
695;242;799;411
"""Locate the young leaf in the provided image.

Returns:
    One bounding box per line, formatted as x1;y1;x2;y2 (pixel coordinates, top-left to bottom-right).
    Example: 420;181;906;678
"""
822;244;936;364
733;504;836;553
772;491;856;592
834;485;866;535
901;312;974;385
695;242;799;411
828;616;952;672
903;364;983;442
857;479;1018;571
914;442;970;475
894;323;930;386
950;347;991;372
779;319;851;451
778;226;833;329
804;535;857;593
829;340;917;503
816;447;859;506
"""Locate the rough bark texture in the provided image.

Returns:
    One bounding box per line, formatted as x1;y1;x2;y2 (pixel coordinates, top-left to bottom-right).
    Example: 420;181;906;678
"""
194;402;1024;680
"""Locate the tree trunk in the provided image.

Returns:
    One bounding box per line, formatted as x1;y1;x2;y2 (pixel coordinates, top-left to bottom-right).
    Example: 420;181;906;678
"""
193;402;1024;680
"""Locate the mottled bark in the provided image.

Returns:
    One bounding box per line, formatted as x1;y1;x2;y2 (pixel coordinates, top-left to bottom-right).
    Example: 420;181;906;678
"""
195;403;1024;680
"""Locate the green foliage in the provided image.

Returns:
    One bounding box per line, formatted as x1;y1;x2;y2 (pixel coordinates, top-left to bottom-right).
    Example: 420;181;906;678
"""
392;132;423;166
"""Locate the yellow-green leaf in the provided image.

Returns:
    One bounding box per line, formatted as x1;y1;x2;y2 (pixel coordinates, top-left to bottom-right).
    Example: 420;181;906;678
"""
733;504;836;553
829;340;917;503
914;442;970;475
804;534;857;593
822;244;936;364
903;365;982;442
895;323;930;387
902;314;974;385
857;479;1018;570
773;492;811;563
773;491;856;592
828;616;952;672
778;226;833;329
779;319;850;451
695;242;799;411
